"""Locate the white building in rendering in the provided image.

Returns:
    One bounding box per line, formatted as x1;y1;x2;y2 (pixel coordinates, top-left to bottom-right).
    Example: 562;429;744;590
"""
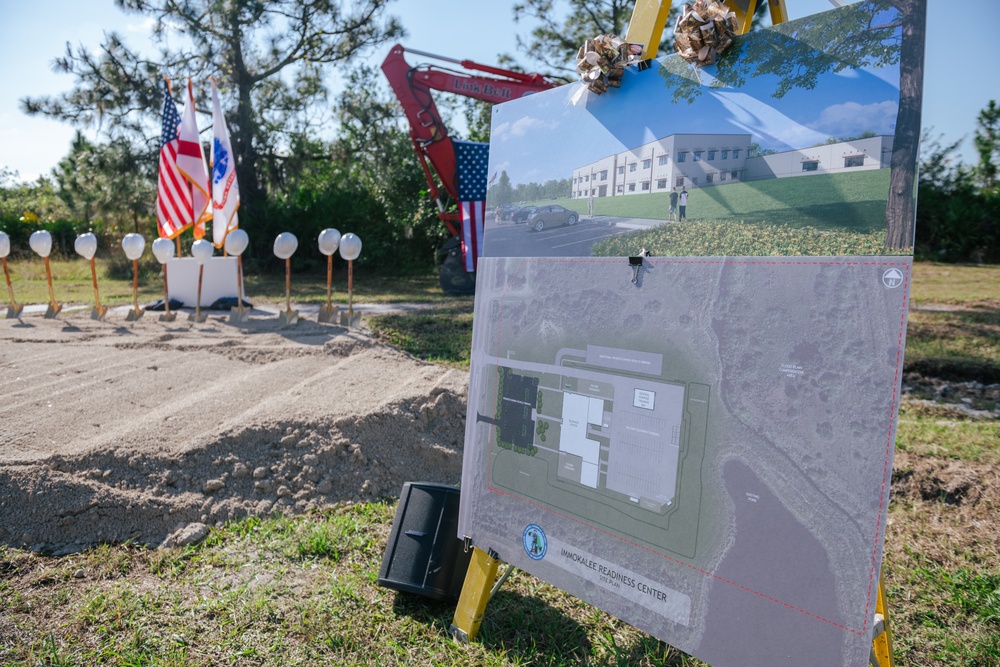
572;134;894;198
572;134;753;199
742;135;894;181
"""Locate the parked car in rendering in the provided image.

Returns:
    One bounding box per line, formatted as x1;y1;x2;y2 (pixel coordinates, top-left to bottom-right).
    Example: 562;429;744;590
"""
526;205;579;231
511;206;537;224
497;204;521;221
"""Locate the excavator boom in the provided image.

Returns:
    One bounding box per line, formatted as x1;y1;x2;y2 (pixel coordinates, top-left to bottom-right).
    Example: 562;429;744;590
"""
381;44;558;292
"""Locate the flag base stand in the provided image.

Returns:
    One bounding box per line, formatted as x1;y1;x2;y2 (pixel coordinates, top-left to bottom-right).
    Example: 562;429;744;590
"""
278;309;299;325
318;304;339;323
5;303;24;319
339;310;361;328
159;312;177;322
44;303;62;319
90;306;108;321
125;308;145;322
229;307;249;324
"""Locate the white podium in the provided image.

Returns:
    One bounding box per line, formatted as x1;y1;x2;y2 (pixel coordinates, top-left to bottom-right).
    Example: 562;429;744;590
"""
165;257;244;307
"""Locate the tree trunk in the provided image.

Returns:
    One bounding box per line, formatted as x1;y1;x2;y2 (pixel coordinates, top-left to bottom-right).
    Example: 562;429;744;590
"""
226;10;264;225
884;0;926;249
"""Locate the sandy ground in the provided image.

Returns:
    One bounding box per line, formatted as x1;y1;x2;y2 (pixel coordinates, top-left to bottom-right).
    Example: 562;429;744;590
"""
0;306;468;554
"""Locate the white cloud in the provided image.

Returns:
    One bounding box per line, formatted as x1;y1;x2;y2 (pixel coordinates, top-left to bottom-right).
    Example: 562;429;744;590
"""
492;116;554;142
833;68;861;79
808;100;898;138
491;121;511;141
125;17;156;33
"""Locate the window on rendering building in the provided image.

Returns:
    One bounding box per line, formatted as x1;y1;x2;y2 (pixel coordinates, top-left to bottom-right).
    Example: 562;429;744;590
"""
617;185;624;193
642;159;651;169
658;155;669;165
628;183;636;191
600;170;608;180
641;182;650;190
657;179;667;189
584;175;589;181
844;155;865;168
708;150;716;160
693;151;703;161
706;173;714;183
677;152;688;163
721;150;729;159
732;149;741;159
629;163;637;172
802;160;819;172
731;170;738;179
692;177;698;184
618;165;625;174
720;172;727;181
676;177;684;187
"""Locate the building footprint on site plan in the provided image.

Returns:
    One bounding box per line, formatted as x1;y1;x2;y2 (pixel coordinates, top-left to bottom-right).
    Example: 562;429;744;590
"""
476;344;709;558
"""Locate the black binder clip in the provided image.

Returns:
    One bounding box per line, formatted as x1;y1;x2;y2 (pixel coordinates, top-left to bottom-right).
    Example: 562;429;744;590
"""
629;248;651;284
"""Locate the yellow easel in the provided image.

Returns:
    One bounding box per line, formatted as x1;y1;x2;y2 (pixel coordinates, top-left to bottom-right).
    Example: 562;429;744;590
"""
450;3;895;665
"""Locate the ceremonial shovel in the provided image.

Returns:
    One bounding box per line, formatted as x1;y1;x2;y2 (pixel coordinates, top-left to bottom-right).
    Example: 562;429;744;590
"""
338;233;362;328
74;233;106;320
317;227;341;323
122;233;146;321
0;232;23;319
273;232;299;325
224;229;249;323
29;230;61;318
151;237;177;322
189;239;213;323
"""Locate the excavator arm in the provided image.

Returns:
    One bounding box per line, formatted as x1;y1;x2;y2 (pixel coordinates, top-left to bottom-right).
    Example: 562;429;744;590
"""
381;44;558;292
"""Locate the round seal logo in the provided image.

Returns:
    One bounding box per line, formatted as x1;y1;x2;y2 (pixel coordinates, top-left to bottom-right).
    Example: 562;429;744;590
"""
522;524;547;560
882;268;904;288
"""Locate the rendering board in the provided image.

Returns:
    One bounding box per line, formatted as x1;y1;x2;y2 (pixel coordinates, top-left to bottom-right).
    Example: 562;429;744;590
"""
458;2;924;666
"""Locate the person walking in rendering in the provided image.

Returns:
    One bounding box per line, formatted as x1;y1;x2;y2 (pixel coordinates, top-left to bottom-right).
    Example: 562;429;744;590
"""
678;187;689;221
669;187;678;221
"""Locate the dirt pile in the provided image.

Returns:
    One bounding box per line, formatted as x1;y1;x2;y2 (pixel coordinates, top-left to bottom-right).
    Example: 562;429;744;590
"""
0;310;468;554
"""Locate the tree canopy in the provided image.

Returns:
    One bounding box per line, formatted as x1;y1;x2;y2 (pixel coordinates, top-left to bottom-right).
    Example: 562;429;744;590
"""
22;0;403;213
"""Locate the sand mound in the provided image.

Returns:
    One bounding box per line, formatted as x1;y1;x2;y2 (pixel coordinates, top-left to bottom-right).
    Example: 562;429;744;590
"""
0;308;468;554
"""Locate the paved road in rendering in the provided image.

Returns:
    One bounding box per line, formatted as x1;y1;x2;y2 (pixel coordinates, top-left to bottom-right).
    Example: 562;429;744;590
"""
484;216;667;258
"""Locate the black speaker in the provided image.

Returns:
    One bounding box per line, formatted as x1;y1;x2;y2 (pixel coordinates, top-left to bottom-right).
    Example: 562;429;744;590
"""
378;482;472;601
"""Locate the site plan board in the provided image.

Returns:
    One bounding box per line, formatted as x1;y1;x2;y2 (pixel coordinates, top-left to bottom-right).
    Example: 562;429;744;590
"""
459;256;912;667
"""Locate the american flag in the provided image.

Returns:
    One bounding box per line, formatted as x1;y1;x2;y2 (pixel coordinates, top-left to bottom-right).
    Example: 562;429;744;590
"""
156;79;194;239
454;140;489;272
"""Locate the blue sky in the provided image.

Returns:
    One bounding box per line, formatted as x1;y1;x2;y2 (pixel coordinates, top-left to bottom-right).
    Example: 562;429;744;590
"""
0;0;995;182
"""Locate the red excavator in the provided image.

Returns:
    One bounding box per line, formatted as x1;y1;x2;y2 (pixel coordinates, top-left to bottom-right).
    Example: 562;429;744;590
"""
381;44;559;294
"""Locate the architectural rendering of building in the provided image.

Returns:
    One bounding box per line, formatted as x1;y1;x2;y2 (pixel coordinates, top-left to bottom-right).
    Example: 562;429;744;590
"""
742;135;893;180
571;134;894;198
572;134;752;199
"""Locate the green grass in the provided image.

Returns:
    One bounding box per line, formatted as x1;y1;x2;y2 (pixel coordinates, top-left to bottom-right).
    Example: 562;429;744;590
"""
556;169;891;233
0;506;705;666
896;404;1000;464
4;257;466;307
368;303;474;368
910;263;1000;305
